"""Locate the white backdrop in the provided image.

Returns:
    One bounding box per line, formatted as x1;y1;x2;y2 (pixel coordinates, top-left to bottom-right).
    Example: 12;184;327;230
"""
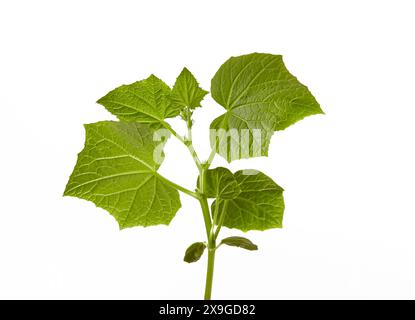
1;0;414;299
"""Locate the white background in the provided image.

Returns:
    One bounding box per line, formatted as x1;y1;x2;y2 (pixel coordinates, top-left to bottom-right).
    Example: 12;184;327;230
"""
1;0;414;299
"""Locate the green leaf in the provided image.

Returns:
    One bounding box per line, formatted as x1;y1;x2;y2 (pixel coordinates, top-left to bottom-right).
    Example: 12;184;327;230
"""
210;53;324;162
97;74;180;125
64;121;181;229
172;67;208;110
183;242;206;263
220;236;258;251
197;167;241;200
212;170;284;232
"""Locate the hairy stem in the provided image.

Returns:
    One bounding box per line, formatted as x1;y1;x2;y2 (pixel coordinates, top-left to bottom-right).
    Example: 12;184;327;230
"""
214;200;228;240
206;145;216;166
198;166;212;239
212;199;220;226
157;174;199;199
204;245;216;300
162;120;202;170
198;197;212;240
186;143;202;170
164;117;218;299
198;165;217;299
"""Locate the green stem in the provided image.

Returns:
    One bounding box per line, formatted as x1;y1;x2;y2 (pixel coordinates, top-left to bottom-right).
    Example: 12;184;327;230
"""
214;200;228;240
204;246;216;300
198;196;212;240
198;166;212;238
186;143;202;170
163;116;219;299
212;199;220;226
199;165;216;300
162;120;202;170
206;146;217;166
162;120;185;143
156;174;199;199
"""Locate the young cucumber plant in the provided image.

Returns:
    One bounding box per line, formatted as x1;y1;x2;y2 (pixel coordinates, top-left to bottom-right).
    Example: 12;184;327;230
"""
64;53;323;299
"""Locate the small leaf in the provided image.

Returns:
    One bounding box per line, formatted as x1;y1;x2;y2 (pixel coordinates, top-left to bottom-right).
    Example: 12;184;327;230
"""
97;74;180;125
197;167;241;199
183;242;206;263
64;121;181;229
221;236;258;251
212;170;284;232
172;67;208;110
210;53;324;162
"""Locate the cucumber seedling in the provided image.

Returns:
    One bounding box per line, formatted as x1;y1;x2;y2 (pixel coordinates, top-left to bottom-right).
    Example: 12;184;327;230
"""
64;53;323;299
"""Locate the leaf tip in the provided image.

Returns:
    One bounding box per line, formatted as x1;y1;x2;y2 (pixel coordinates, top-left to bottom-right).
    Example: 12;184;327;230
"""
62;188;69;197
146;74;162;82
181;66;190;73
96;93;110;106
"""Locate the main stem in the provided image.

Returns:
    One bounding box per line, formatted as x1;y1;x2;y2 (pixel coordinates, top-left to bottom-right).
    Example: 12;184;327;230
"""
204;247;215;299
198;165;216;300
164;117;218;299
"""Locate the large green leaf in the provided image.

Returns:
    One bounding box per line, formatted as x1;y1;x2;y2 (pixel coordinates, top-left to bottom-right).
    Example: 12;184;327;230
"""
172;67;208;110
212;170;284;231
197;167;241;200
64;121;181;229
97;75;180;125
210;53;323;162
